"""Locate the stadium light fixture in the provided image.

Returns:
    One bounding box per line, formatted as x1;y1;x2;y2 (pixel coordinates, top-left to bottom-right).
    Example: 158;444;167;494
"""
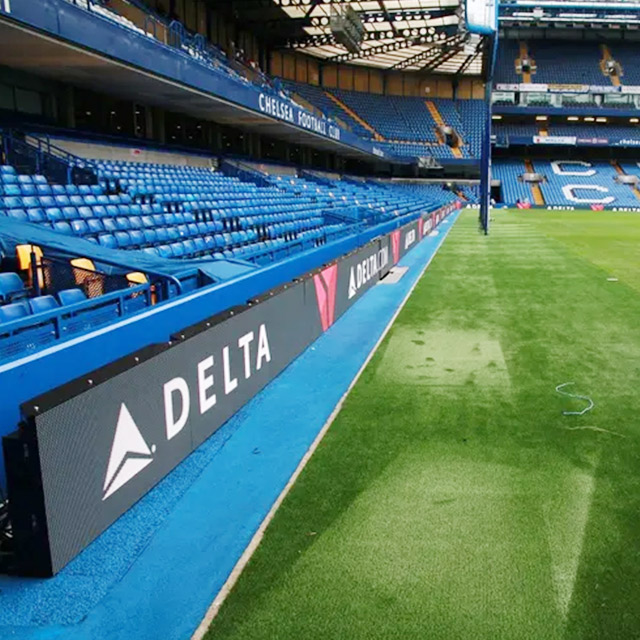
567;116;579;121
584;117;595;122
492;115;503;120
535;115;548;121
630;118;639;123
596;117;607;123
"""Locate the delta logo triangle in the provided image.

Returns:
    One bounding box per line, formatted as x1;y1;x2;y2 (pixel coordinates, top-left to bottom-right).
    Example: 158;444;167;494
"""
348;268;357;300
102;403;154;501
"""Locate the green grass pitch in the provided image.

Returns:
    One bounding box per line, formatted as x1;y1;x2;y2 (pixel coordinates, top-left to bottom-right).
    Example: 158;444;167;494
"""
205;209;640;640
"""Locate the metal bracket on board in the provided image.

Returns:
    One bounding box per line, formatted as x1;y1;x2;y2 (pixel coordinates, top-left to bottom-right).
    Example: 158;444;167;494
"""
379;266;409;285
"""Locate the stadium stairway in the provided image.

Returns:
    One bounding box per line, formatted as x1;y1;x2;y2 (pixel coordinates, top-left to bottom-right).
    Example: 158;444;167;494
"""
600;44;621;87
425;101;463;159
517;41;533;83
325;91;384;141
525;159;546;205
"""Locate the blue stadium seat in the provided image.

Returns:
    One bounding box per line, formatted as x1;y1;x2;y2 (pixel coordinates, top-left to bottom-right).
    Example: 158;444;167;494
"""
53;221;73;235
129;230;144;247
39;196;55;208
114;231;132;248
29;295;60;315
0;273;27;303
26;208;46;224
0;301;30;324
58;289;87;306
87;219;104;234
98;234;117;249
71;220;89;236
115;217;131;231
143;229;158;245
7;209;28;222
21;196;39;209
45;207;63;222
103;218;118;233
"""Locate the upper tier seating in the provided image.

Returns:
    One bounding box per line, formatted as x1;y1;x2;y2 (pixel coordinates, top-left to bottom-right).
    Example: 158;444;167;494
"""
493;40;640;87
494;40;521;85
281;81;371;139
279;85;484;160
518;42;603;85
610;44;640;86
494;123;640;144
330;90;438;143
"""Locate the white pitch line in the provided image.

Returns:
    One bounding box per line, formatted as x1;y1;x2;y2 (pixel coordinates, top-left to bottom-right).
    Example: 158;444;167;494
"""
190;214;461;640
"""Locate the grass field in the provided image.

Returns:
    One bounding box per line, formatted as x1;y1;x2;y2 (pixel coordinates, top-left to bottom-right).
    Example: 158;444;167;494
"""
206;209;640;640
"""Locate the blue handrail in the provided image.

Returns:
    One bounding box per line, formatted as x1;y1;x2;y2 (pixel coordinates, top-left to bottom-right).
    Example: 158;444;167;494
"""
0;283;150;339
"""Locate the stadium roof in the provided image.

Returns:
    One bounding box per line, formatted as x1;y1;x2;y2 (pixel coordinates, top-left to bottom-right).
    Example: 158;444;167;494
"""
230;0;485;75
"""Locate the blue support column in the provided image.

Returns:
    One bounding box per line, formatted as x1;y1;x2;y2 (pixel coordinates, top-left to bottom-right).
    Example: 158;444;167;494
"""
480;32;498;235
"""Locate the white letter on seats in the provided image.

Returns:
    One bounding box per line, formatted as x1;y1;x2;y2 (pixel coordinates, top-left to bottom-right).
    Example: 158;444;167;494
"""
223;346;238;394
197;356;216;414
164;377;190;440
563;184;615;204
256;324;271;371
552;160;596;177
238;331;255;380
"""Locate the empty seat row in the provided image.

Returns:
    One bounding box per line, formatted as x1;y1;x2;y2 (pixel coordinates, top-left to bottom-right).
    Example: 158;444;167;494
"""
0;289;87;324
1;193;131;209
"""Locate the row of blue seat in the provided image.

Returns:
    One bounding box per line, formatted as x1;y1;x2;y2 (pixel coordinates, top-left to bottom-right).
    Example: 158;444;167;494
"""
0;182;104;196
1;193;132;209
0;289;88;324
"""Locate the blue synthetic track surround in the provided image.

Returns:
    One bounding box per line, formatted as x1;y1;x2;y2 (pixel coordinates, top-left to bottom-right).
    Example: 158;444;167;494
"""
0;211;460;640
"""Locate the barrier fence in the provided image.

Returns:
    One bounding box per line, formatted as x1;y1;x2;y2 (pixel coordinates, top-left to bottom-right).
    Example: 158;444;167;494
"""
2;202;459;577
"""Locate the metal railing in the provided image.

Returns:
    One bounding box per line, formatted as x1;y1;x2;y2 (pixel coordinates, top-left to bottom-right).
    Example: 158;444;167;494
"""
1;130;97;185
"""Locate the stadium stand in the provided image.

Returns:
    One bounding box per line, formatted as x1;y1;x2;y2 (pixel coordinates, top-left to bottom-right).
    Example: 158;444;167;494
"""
281;81;372;139
493;122;640;143
520;42;604;85
493;158;640;208
534;160;640;207
494;39;521;85
492;159;535;205
0;149;462;361
610;43;640;86
277;82;484;160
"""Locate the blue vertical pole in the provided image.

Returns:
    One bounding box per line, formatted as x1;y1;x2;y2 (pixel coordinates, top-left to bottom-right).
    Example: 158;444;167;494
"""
480;31;498;235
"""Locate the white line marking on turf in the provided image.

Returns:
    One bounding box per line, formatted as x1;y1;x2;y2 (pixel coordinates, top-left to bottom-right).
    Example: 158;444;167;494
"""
544;454;599;620
191;214;460;640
